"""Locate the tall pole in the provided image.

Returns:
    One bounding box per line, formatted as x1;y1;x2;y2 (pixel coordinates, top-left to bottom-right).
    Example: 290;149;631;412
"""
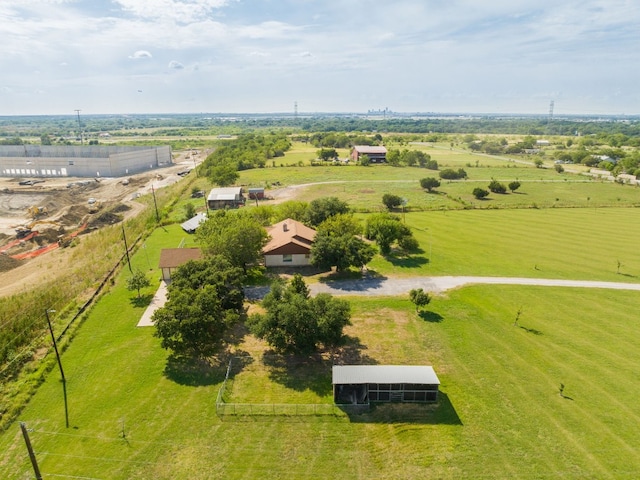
20;422;43;480
151;184;160;222
45;309;69;428
74;109;83;145
121;224;132;273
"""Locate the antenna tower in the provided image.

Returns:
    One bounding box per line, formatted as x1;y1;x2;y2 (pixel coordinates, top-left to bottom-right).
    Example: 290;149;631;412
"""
294;101;298;120
74;109;83;145
546;100;554;135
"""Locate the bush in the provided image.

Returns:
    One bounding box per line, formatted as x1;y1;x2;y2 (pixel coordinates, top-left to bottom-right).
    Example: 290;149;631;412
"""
508;181;521;192
473;188;489;199
440;168;467;180
382;193;403;211
488;180;507;194
420;177;441;192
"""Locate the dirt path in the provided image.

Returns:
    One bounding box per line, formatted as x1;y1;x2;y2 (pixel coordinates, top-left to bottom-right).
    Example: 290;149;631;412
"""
245;275;640;299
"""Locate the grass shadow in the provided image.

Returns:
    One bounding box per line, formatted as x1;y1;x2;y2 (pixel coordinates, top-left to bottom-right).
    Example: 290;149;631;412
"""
164;348;253;386
163;355;227;386
617;272;638;279
418;310;444;323
260;336;377;397
519;325;543;335
387;254;429;268
318;270;388;293
347;391;463;425
129;293;154;308
262;353;333;396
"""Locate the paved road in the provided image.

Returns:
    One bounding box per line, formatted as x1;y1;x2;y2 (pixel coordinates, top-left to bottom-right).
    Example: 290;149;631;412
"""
245;275;640;299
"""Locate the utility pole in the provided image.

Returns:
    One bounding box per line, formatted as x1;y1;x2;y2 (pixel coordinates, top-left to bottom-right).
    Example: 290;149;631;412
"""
121;224;132;273
151;184;160;222
74;109;83;145
45;309;69;428
20;423;43;480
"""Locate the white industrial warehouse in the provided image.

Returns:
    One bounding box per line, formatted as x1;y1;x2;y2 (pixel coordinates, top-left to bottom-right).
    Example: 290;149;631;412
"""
0;145;172;178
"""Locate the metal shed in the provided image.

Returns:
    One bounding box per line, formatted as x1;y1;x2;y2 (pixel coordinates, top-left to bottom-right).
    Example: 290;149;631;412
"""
332;365;440;404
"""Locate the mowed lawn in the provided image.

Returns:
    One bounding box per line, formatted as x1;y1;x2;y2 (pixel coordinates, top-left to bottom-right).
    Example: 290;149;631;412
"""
1;281;639;479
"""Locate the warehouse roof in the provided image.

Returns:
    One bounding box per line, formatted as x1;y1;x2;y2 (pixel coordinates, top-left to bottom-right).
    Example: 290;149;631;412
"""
332;365;440;385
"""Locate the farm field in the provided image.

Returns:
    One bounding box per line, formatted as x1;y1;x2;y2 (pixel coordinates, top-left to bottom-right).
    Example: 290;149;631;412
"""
1;210;640;478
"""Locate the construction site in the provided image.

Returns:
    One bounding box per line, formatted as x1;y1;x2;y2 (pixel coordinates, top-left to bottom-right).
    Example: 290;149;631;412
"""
0;150;203;297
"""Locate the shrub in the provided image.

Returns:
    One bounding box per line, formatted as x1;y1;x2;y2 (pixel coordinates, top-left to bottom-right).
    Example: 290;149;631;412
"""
488;179;507;194
473;188;489;199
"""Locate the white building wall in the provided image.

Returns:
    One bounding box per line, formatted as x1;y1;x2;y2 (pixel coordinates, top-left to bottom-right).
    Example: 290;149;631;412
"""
264;253;311;267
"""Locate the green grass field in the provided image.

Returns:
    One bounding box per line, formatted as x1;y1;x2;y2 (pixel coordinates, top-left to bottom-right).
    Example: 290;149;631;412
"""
2;143;640;478
2;278;639;478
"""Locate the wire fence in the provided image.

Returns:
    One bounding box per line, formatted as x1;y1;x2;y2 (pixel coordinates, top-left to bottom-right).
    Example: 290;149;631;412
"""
215;357;370;418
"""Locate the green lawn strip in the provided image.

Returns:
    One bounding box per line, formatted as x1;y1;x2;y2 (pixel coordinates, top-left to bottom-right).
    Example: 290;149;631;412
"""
363;208;640;281
431;286;640;478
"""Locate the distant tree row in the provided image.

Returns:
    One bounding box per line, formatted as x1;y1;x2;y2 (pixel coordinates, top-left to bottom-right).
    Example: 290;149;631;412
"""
200;133;292;186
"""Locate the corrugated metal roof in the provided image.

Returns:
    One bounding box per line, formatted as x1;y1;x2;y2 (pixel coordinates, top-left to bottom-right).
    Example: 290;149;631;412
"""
353;145;387;154
181;212;207;233
332;365;440;385
207;187;243;201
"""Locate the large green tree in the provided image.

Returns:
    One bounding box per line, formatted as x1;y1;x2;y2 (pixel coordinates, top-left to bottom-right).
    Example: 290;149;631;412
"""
310;214;376;271
305;197;350;227
364;213;414;255
153;256;245;357
248;275;350;354
197;210;268;272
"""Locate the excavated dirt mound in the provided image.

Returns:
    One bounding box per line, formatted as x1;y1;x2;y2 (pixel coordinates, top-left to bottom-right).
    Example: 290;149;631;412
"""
88;211;123;228
60;204;91;225
0;254;22;272
111;203;131;214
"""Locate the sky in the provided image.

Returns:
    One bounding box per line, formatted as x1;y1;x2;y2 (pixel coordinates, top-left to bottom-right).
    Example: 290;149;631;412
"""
1;0;639;116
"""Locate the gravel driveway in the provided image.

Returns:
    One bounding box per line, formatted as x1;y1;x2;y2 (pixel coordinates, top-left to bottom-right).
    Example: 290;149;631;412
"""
245;275;640;299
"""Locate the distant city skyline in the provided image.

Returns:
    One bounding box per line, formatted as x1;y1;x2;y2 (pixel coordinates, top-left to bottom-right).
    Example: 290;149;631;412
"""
1;1;639;116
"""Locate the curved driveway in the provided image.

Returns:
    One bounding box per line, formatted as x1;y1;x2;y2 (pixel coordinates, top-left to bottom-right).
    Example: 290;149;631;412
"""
245;276;640;299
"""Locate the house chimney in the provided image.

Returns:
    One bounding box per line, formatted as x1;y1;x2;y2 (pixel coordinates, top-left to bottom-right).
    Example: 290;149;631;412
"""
283;222;288;232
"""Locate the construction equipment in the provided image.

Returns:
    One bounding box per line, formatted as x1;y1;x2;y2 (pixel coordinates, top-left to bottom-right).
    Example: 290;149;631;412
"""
88;199;101;213
27;206;48;219
15;226;32;239
57;234;74;248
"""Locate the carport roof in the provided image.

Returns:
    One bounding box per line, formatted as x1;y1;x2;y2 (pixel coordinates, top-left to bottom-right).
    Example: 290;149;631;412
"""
332;365;440;385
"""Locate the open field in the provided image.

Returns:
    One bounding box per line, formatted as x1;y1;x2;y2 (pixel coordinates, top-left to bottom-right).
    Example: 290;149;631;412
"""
1;250;639;478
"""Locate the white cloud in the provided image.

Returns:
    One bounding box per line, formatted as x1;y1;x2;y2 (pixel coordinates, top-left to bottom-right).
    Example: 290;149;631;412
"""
168;60;185;69
129;50;153;59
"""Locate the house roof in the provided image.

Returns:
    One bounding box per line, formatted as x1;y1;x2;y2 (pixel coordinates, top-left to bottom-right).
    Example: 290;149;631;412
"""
332;365;440;385
207;187;243;201
353;145;387;155
158;248;202;268
263;218;316;255
180;212;207;233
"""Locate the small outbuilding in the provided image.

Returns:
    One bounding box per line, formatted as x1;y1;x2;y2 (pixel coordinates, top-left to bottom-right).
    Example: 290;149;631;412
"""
180;212;207;234
158;248;202;281
350;145;388;164
263;218;316;267
333;365;440;404
207;187;245;210
248;187;265;200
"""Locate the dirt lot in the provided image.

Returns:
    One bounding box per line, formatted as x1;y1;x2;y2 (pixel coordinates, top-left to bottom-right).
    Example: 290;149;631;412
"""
0;151;205;297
